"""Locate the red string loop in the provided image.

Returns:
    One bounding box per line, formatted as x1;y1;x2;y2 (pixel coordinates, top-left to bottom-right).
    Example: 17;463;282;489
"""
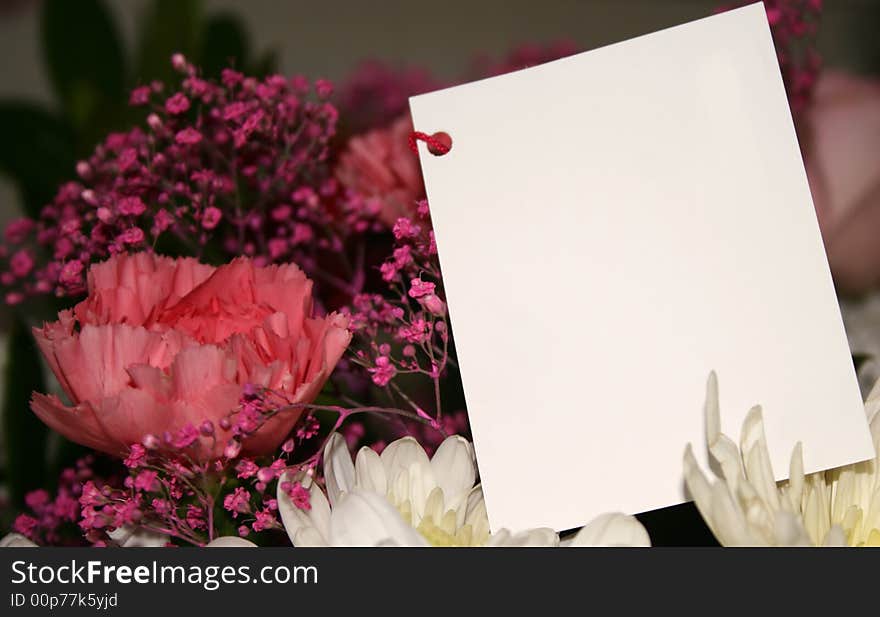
409;131;452;156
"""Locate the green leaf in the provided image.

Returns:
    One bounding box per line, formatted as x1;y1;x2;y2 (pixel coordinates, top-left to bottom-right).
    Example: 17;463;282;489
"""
135;0;203;85
0;102;75;218
41;0;126;131
199;13;249;78
2;315;49;507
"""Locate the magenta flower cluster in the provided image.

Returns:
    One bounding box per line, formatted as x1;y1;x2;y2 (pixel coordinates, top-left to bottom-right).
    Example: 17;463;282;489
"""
0;54;382;304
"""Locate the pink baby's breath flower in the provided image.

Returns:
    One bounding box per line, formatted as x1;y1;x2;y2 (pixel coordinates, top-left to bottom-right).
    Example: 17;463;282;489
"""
175;127;203;145
408;277;435;298
201;206;222;230
118;196;147;216
165;92;191;115
283;481;311;511
9;249;34;277
368;356;396;387
129;86;151;106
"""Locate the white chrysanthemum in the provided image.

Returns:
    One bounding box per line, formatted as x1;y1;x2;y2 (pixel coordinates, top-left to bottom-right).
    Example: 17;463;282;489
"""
272;433;649;547
0;533;36;547
684;372;880;546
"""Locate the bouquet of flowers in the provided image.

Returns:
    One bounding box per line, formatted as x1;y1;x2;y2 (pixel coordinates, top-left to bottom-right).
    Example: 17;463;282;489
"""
2;0;878;549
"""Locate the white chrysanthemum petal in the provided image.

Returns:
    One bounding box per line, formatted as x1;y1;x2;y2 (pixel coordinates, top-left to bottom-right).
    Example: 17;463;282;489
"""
740;406;781;512
822;525;847;547
783;442;804;514
685;373;880;547
381;436;434;484
276;471;331;546
108;526;167;547
293;526;329;547
430;435;476;505
329;489;428;547
487;528;559;547
683;444;721;538
205;536;257;547
354;446;387;495
772;511;811;546
569;513;650;547
323;433;355;508
710;481;756;545
0;533;37;547
422;487;446;524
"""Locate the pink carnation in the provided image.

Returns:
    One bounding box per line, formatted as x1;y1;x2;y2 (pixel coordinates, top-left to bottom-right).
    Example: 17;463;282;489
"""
335;115;425;228
30;253;351;461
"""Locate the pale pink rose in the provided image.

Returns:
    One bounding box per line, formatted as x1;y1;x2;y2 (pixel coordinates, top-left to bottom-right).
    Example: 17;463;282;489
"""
335;115;425;227
30;253;351;460
804;71;880;293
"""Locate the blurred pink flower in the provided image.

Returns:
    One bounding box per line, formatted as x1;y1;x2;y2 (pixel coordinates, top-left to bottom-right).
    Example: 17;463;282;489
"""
335;116;425;228
31;253;351;460
804;71;880;293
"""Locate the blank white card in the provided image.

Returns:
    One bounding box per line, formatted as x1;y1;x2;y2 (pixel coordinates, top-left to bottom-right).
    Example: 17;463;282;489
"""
409;3;875;533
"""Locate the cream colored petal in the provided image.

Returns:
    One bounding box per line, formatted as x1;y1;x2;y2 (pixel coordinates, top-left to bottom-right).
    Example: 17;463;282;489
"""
108;526;168;547
323;432;355;508
704;373;746;493
382;437;436;521
293;526;329;547
0;533;37;547
569;513;651;547
328;489;429;547
486;528;559;547
422;487;446;524
683;444;720;540
709;480;756;546
772;511;812;546
430;435;476;505
463;485;491;541
380;436;433;485
205;536;257;547
783;442;804;514
822;525;847;547
740;406;781;512
355;446;387;495
276;471;331;546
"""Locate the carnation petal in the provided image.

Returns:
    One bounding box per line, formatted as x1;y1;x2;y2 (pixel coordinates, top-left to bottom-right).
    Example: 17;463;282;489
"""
30;393;117;454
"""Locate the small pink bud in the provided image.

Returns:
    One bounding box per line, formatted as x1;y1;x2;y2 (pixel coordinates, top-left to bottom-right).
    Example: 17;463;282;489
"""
224;439;242;459
257;467;274;484
142;434;160;449
96;207;113;223
81;189;97;205
147;113;162;130
281;439;295;454
420;293;446;316
171;53;187;72
219;417;231;430
76;161;91;178
199;420;214;436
